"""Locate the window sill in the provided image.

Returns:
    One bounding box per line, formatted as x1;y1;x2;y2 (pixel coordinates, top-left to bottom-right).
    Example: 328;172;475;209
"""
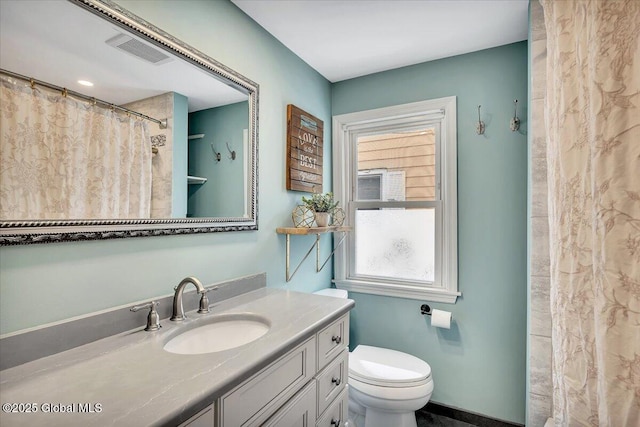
333;279;460;303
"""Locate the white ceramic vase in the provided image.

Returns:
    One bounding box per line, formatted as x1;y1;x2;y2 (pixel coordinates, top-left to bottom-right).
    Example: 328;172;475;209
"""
314;212;331;227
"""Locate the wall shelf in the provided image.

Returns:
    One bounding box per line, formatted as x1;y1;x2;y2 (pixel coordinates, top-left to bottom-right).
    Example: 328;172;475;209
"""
187;175;207;185
276;226;351;282
187;135;206;186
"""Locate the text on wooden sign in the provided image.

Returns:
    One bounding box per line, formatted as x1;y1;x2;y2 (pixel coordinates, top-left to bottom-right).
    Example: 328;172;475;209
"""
286;105;323;193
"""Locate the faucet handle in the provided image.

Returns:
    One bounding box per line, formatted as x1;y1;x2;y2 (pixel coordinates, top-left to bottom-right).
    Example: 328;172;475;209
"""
198;286;218;314
131;301;161;331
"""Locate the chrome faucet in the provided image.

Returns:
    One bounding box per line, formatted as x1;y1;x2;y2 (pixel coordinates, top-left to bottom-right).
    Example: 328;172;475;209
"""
199;286;219;314
130;300;161;331
170;276;206;321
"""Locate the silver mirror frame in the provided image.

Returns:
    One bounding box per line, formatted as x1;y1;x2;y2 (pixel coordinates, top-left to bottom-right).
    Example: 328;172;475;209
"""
0;0;258;245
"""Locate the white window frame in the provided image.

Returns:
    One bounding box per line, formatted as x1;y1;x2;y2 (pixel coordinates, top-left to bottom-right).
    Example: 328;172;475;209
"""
332;97;459;303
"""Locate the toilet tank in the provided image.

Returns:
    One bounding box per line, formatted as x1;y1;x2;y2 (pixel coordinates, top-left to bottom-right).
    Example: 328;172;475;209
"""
313;288;348;299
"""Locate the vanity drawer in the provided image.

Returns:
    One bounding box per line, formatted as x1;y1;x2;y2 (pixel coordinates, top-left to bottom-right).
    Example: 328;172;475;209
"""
316;349;347;417
220;336;316;427
179;404;214;427
317;314;349;371
316;386;348;427
262;380;317;427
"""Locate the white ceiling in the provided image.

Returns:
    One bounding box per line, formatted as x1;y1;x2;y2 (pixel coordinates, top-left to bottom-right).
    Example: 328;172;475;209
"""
0;0;247;112
1;0;529;110
232;0;530;82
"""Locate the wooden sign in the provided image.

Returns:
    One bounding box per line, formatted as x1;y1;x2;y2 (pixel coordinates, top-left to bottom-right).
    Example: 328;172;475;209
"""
286;104;323;193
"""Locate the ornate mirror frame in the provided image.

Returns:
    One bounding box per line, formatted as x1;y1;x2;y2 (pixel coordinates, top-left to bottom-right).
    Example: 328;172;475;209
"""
0;0;259;245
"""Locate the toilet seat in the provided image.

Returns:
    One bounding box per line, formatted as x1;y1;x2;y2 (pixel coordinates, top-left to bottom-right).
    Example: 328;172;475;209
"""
349;375;434;403
349;345;432;388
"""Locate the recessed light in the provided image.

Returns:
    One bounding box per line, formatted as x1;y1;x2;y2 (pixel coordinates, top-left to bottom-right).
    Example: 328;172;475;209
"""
77;80;94;87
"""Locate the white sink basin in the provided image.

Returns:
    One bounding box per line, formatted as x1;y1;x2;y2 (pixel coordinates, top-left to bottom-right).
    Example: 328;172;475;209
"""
164;314;270;355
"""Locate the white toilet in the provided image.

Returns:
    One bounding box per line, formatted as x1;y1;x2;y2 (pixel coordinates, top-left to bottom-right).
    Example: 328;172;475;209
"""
313;289;434;427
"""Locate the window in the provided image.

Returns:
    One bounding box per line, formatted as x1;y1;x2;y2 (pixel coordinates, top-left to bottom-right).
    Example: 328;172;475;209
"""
332;97;458;303
357;173;382;200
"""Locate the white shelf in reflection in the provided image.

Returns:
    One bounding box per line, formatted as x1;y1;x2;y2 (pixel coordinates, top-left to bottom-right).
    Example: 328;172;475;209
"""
187;175;207;185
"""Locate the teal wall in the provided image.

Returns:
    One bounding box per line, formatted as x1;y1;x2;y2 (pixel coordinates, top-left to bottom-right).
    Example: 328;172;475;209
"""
0;0;332;334
0;1;528;423
332;42;528;423
173;92;189;217
188;101;249;217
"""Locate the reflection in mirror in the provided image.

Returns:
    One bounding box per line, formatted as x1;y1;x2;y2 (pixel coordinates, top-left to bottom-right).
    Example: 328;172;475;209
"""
0;0;258;244
188;101;249;218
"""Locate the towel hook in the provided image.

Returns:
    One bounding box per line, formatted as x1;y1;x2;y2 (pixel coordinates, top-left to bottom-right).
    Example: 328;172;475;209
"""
476;105;485;135
210;143;221;162
226;142;236;160
510;99;520;132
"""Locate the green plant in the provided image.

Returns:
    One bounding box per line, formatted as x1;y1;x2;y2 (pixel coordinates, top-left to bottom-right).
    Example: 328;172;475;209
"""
301;192;339;213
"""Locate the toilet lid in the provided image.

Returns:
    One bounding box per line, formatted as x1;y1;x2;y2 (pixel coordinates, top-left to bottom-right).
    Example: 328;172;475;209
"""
349;345;432;388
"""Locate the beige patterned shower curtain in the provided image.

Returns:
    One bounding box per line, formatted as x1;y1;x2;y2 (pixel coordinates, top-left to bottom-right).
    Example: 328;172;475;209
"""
0;76;152;220
541;0;640;425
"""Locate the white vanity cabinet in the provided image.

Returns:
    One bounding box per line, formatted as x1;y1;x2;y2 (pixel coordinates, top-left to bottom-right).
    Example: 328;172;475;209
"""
180;404;215;427
257;314;349;427
262;381;317;427
314;314;349;427
316;350;348;417
219;337;317;426
179;313;350;427
316;387;348;427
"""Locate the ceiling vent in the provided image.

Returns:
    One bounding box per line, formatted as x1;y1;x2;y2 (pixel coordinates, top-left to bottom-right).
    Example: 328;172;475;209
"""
105;33;173;65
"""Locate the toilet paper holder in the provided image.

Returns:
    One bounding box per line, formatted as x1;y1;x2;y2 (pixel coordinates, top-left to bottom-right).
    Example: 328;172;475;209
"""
420;304;432;316
421;304;453;329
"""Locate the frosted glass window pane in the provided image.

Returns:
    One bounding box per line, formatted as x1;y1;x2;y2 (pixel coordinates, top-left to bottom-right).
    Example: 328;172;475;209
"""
355;208;435;282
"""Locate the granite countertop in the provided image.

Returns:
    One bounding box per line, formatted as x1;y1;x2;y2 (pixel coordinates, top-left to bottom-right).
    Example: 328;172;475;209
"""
0;288;354;426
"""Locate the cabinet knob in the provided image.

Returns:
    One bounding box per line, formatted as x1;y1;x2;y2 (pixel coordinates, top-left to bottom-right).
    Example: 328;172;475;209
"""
331;377;341;386
331;419;341;427
331;335;342;344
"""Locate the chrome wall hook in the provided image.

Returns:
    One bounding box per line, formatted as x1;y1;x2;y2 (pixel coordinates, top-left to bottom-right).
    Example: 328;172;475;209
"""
226;142;236;160
476;105;485;135
510;99;520;132
210;143;221;162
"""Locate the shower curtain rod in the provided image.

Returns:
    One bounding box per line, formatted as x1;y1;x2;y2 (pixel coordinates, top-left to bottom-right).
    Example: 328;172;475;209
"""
0;69;167;129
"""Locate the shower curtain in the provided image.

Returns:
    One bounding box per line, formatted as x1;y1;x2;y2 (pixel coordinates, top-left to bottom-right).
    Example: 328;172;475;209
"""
0;76;152;220
541;0;640;425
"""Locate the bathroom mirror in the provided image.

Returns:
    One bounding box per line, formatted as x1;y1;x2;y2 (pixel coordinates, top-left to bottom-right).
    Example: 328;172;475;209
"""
0;0;258;245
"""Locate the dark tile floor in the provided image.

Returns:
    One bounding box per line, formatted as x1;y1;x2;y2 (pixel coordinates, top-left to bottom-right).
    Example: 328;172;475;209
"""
417;411;478;427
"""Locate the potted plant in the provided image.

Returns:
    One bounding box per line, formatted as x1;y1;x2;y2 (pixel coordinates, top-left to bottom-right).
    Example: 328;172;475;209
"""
302;192;339;227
